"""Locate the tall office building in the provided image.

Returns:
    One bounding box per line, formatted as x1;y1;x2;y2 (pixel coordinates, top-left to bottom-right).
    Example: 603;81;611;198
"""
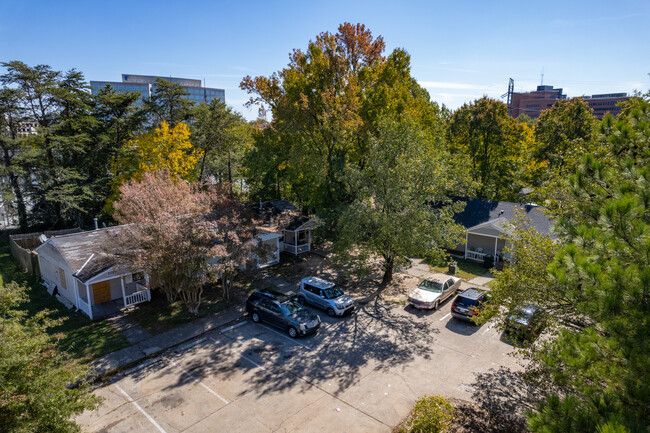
508;84;628;119
510;85;567;119
90;74;225;105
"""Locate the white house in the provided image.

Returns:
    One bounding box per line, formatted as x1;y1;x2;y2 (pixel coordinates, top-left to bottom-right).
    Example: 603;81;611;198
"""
252;200;320;257
450;198;554;264
35;227;150;320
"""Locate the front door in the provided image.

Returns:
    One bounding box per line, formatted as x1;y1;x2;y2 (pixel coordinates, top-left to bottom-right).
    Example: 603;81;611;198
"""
92;280;111;305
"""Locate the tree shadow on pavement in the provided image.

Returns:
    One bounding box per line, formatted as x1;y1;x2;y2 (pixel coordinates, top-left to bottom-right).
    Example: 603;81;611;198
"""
463;366;544;432
236;297;441;397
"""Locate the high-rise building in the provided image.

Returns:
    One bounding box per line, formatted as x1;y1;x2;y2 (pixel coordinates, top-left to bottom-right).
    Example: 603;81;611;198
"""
510;85;567;119
508;83;628;120
90;74;225;105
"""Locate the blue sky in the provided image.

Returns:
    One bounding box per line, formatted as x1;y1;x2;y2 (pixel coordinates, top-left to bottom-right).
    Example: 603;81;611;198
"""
1;0;648;121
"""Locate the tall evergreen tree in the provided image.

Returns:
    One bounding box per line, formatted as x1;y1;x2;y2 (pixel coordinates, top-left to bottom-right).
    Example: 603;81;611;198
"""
144;77;193;127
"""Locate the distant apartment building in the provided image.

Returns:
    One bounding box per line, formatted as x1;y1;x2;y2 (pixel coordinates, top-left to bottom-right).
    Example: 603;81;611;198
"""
508;84;628;119
90;74;225;105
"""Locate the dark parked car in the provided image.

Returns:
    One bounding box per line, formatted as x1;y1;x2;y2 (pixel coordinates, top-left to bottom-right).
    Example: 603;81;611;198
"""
451;288;490;324
504;305;545;342
245;289;321;338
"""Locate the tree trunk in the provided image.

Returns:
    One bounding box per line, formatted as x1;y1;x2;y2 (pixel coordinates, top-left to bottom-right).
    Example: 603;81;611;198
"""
1;147;27;230
382;256;394;284
199;152;207;181
227;147;232;194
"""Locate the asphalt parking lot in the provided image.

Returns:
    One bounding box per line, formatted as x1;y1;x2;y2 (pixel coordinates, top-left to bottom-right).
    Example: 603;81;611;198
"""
78;282;522;432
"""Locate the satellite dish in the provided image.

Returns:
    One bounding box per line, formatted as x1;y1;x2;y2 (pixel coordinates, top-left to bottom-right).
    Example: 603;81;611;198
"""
38;234;47;243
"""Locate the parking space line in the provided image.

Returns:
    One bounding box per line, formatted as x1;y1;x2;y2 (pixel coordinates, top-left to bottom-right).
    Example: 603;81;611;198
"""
261;325;314;351
208;336;269;372
114;384;167;433
219;320;249;334
168;360;230;404
439;313;451;321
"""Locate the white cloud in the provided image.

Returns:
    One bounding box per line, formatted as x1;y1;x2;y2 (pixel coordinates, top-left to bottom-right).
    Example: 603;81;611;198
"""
418;81;483;90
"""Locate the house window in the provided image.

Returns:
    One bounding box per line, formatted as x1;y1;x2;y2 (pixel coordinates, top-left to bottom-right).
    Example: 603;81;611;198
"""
58;268;67;290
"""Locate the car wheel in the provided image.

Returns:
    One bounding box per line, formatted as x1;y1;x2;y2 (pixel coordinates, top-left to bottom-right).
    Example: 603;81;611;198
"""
297;296;306;305
326;307;336;317
288;326;298;338
434;300;440;310
251;312;260;323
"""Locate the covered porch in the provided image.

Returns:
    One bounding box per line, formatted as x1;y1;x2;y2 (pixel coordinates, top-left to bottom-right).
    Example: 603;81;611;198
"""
281;218;319;256
463;218;510;264
74;268;151;320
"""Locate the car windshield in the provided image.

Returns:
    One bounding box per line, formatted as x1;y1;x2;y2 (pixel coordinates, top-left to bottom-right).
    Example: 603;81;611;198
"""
280;300;303;315
456;297;479;307
418;280;443;293
323;287;343;299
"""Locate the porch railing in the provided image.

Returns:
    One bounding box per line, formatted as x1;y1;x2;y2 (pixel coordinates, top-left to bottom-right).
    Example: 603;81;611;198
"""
78;297;93;320
125;283;151;307
466;251;487;262
281;243;310;255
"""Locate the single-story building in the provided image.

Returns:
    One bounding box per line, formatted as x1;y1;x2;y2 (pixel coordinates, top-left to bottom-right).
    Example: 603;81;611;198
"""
451;198;554;263
251;199;320;257
35;227;150;320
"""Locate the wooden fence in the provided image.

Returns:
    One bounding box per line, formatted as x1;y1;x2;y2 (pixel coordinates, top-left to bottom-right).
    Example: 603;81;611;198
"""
9;228;81;276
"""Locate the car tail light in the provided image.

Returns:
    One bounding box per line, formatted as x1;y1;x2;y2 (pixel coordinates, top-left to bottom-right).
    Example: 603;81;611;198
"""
451;302;456;309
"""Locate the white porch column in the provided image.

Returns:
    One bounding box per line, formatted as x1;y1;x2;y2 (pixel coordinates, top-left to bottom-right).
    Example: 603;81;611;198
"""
74;278;80;309
295;230;298;254
464;232;468;259
494;237;498;260
120;276;127;308
307;229;311;252
85;283;93;320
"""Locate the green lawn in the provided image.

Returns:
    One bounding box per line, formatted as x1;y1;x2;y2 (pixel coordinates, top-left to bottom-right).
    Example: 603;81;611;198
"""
430;258;490;281
0;233;130;363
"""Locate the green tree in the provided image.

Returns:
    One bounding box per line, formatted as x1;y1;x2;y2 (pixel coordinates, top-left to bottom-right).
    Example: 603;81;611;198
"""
0;87;29;229
144;77;193;127
488;95;650;432
0;281;99;432
448;97;534;200
192;99;250;184
534;98;599;171
334;119;467;283
241;23;443;220
531;98;603;215
1;62;106;227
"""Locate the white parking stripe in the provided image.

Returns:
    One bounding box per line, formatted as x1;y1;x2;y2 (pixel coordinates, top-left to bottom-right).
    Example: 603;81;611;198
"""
208;336;270;372
168;360;230;404
261;325;314;351
114;384;167;433
219;320;249;334
439;313;451;321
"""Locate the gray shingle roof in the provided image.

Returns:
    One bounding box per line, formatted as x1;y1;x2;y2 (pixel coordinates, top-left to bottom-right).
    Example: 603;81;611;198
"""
453;198;554;237
37;226;123;282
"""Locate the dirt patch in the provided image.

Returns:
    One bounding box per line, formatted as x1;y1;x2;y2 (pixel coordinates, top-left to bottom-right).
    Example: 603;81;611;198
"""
256;252;420;304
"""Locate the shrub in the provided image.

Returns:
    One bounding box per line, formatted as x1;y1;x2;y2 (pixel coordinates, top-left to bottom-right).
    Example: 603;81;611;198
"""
397;395;455;433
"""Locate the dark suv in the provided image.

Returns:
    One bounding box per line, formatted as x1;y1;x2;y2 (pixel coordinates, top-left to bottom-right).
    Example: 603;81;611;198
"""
246;289;321;338
451;288;490;324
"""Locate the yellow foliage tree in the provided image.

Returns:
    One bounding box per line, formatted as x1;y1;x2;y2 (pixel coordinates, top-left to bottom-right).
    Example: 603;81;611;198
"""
106;121;202;212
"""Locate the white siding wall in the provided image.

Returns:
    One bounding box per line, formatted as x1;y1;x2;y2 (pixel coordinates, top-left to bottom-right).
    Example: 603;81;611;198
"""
38;254;76;306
